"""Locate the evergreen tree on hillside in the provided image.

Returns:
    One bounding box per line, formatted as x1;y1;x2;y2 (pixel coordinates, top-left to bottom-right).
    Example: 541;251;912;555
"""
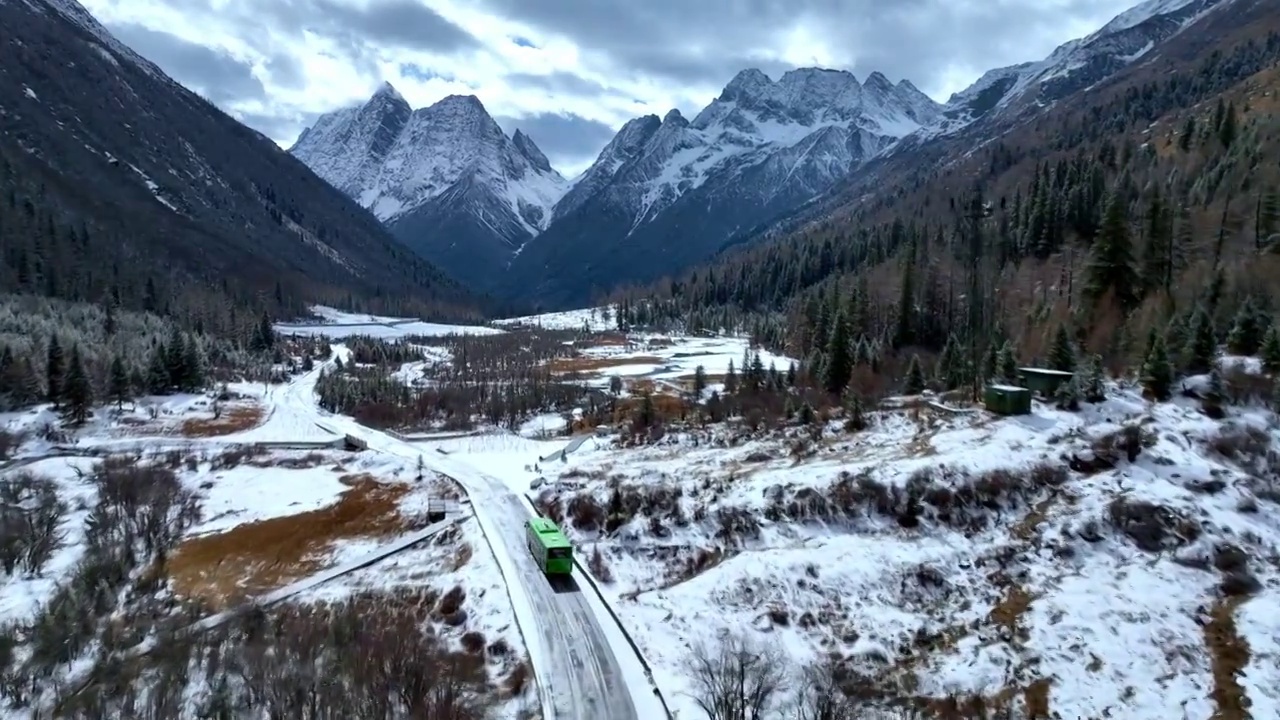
1141;331;1174;401
824;308;854;396
1226;298;1265;356
45;335;64;407
1085;193;1140;311
108;354;130;410
904;354;925;394
1261;324;1280;373
1048;324;1076;373
1183;306;1218;375
997;341;1019;383
63;345;92;425
1082;354;1106;403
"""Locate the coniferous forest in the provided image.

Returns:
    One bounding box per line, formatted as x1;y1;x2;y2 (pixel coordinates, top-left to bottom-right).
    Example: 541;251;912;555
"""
615;29;1280;409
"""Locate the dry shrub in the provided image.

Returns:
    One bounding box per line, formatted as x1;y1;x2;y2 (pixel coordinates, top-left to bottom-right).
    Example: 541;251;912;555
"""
1209;423;1273;465
201;590;494;718
257;452;330;470
167;474;411;607
180;404;264;437
436;586;466;616
763;462;1069;534
0;429;22;460
504;661;530;697
1221;366;1273;405
588;545;613;583
460;631;486;654
566;492;606;532
1106;497;1201;552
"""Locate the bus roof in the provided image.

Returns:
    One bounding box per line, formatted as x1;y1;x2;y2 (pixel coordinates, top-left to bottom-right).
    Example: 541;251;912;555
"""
527;517;571;548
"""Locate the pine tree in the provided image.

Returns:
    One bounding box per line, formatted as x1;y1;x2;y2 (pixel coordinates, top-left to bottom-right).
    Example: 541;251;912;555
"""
1085;193;1141;311
904;354;926;394
45;335;64;407
62;345;92;426
1219;101;1238;148
724;360;738;394
1183;306;1218;375
823;309;854;396
1226;298;1265;356
1141;330;1174;401
1261;324;1280;373
109;355;130;410
1201;367;1226;418
1055;375;1081;411
1048;324;1076;372
935;334;960;390
997;340;1019;383
147;345;170;394
844;393;867;432
692;365;708;399
1082;353;1106;403
1178;115;1195;152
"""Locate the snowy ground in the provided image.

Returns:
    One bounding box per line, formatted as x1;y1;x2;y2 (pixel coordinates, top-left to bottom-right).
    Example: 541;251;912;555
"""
274;304;503;339
493;305;619;332
0;376;535;716
419;373;1280;719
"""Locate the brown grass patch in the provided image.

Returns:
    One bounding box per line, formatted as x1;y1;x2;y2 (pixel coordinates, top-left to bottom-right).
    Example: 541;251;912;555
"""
988;580;1033;636
180;404;265;437
674;373;726;388
1205;594;1253;720
613;392;688;423
167;473;411;608
450;542;473;571
548;354;663;373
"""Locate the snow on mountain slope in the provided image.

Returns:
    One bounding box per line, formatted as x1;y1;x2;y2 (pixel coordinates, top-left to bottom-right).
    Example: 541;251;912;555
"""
559;67;940;230
290;86;569;289
507;67;940;305
292;88;568;231
944;0;1233;123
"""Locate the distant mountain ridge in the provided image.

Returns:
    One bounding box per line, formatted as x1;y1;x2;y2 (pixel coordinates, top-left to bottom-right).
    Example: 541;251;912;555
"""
290;0;1241;309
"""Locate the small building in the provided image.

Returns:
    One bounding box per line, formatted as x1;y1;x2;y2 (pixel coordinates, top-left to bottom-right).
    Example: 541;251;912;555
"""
985;384;1032;416
1017;367;1075;398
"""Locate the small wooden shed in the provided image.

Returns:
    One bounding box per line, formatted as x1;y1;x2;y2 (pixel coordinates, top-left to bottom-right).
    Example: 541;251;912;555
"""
1017;367;1075;398
984;384;1032;416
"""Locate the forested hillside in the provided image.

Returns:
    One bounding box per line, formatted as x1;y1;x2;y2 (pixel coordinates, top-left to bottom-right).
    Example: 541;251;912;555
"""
618;6;1280;405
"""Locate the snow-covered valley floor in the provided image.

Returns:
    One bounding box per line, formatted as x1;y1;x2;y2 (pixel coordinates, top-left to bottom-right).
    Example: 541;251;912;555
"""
0;375;536;718
416;378;1280;719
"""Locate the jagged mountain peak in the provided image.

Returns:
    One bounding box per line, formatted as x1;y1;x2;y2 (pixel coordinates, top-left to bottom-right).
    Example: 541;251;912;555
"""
512;129;552;174
372;80;405;103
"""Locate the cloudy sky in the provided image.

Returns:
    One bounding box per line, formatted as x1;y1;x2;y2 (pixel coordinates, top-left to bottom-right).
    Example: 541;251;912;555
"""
81;0;1132;176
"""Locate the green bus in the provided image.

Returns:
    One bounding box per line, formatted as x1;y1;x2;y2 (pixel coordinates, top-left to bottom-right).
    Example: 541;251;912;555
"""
525;517;573;575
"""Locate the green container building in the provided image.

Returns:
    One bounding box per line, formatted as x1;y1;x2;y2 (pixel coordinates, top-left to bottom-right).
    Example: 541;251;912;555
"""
1017;367;1075;398
984;384;1032;415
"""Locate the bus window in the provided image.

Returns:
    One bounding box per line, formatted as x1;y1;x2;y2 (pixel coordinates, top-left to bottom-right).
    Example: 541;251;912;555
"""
547;547;572;559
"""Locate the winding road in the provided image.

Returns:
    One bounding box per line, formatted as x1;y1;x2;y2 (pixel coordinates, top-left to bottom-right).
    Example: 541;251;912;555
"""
277;357;646;720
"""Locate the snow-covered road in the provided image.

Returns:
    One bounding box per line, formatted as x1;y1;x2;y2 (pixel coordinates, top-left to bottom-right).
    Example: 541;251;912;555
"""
262;352;651;720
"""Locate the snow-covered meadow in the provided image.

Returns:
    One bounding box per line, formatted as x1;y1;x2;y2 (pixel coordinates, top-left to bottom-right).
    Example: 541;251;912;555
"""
414;368;1280;719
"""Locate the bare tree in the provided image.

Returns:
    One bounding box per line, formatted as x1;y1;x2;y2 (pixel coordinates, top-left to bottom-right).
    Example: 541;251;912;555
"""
685;632;786;720
789;656;860;720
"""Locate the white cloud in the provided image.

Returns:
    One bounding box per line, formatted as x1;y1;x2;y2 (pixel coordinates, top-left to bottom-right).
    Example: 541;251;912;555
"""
78;0;1132;177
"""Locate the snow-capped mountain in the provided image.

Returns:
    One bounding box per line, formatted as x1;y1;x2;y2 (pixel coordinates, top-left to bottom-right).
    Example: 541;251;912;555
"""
290;86;569;290
508;67;942;305
943;0;1230;124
